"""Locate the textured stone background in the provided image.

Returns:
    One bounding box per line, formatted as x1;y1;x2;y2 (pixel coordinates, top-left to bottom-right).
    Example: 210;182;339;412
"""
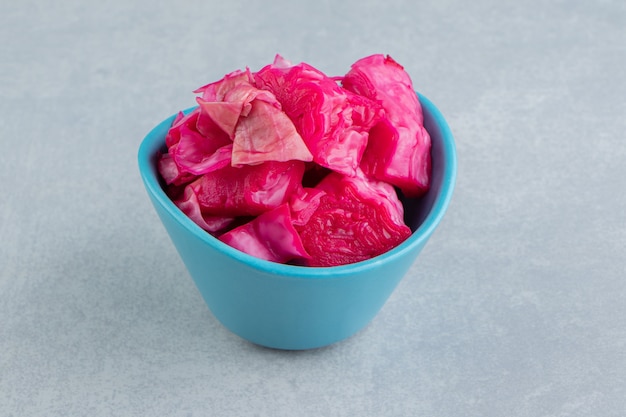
1;1;625;416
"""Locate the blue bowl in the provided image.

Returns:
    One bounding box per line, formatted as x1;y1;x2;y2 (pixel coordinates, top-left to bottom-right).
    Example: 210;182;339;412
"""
138;93;457;350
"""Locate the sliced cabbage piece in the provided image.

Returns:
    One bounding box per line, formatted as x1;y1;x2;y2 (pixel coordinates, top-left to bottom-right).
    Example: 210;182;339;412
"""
174;181;235;233
196;69;312;165
232;96;313;166
157;152;196;186
288;186;326;227
255;58;380;176
342;54;431;197
195;160;305;216
295;170;411;267
218;204;310;264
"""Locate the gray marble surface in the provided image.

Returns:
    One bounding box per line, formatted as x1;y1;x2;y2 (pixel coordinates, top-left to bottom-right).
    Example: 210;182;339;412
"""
2;0;625;416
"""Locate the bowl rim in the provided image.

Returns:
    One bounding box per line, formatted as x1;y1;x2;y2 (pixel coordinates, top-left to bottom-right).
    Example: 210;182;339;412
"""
138;92;457;279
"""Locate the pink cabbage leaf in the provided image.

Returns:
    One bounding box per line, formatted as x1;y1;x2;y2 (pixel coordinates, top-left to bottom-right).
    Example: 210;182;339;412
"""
294;170;411;267
195;69;312;166
254;56;381;176
218;203;310;264
342;54;431;197
174;181;235;233
195;160;305;217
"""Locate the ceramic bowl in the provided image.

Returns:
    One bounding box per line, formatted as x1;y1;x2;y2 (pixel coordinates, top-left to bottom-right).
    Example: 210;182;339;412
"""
138;93;456;350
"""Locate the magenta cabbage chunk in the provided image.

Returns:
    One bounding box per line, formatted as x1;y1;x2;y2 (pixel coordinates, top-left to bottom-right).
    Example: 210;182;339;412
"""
343;54;431;197
157;54;431;267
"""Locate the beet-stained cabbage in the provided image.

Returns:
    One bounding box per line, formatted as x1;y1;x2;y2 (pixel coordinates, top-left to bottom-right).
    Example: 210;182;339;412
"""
218;204;310;264
157;54;431;266
342;54;431;197
195;160;305;217
254;56;381;177
174;182;235;233
294;171;411;267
